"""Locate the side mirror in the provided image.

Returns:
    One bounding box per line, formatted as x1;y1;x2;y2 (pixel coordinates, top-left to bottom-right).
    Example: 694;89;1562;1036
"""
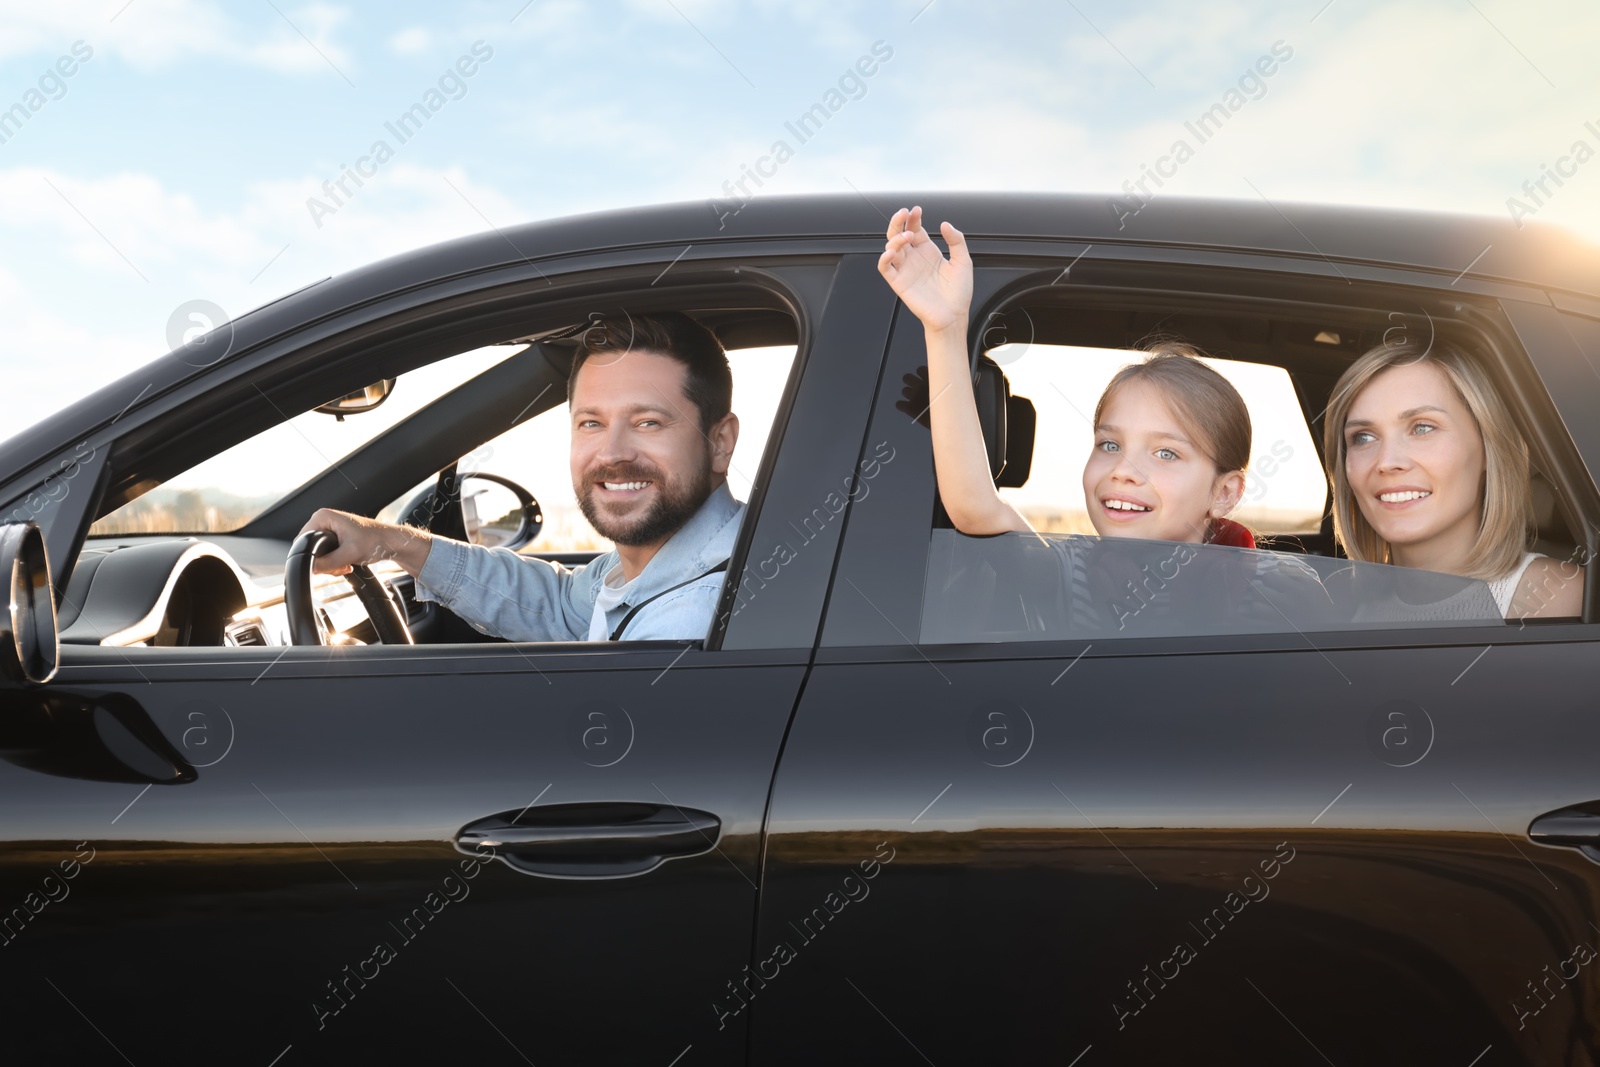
460;474;543;551
315;378;396;419
0;522;59;685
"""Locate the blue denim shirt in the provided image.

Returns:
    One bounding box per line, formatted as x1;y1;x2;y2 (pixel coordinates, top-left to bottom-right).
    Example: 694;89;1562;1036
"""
412;482;745;642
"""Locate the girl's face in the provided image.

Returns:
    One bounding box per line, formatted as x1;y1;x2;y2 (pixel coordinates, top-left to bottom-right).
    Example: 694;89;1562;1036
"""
1082;379;1243;543
1342;361;1485;567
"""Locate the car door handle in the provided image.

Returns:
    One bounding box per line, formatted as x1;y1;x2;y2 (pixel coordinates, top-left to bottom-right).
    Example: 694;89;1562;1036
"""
1528;802;1600;864
454;801;721;879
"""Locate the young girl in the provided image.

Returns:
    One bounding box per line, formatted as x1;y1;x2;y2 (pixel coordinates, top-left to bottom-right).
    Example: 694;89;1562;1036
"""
1324;338;1583;619
878;205;1255;547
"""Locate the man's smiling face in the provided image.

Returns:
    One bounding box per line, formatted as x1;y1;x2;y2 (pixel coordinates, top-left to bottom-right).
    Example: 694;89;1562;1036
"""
569;348;735;549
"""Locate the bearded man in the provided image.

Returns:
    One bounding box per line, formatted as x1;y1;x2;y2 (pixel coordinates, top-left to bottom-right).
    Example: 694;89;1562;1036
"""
298;312;743;641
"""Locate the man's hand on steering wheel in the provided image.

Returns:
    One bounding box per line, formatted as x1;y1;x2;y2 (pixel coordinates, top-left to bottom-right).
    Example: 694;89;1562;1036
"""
288;510;431;645
295;509;433;577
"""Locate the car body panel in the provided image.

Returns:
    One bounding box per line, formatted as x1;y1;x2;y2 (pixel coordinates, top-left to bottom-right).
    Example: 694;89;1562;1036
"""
0;196;1598;1065
753;254;1600;1065
0;243;892;1065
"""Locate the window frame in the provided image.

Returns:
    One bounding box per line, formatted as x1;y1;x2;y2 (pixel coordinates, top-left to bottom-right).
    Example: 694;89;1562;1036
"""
46;254;864;654
820;248;1599;654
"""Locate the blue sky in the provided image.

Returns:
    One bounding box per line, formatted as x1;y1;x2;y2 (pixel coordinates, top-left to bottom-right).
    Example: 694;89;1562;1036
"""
1;0;1597;444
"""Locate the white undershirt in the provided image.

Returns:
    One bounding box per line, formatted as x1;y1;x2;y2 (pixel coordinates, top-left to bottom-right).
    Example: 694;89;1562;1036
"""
587;563;639;641
1486;551;1542;617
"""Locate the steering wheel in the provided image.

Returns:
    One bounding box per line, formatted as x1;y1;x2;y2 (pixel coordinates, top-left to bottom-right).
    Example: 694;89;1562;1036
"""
285;530;414;646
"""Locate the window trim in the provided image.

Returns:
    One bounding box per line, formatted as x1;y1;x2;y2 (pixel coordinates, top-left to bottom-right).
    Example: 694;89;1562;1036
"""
822;253;1596;648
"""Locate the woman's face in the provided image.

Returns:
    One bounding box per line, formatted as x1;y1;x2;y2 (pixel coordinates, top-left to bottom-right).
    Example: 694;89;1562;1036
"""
1082;379;1239;543
1342;361;1486;568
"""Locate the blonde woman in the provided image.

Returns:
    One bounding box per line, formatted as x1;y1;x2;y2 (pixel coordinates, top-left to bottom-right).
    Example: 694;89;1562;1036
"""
1324;338;1582;619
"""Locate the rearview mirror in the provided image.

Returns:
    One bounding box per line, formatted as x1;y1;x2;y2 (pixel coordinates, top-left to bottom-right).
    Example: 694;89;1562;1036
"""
0;521;59;685
315;378;396;418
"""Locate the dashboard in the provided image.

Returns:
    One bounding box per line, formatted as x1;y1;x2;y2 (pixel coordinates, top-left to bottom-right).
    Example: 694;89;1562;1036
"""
62;535;428;647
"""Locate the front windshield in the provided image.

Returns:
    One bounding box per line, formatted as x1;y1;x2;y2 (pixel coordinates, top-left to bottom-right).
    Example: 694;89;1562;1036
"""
88;345;521;536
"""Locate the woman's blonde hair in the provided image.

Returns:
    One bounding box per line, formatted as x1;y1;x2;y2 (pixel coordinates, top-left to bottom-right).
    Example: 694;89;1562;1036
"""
1322;338;1531;580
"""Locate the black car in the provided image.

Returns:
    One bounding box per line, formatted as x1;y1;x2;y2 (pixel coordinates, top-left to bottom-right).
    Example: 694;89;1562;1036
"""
1;193;1598;1066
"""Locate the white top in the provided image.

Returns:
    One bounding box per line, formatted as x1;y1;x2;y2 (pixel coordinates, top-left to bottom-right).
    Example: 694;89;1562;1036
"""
1486;551;1542;617
586;562;639;641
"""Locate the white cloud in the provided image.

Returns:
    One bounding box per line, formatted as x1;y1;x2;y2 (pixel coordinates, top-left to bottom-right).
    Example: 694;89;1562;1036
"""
802;0;1600;243
0;0;355;77
5;0;1600;449
0;167;284;279
622;0;735;23
285;162;531;269
388;26;431;56
1152;1;1600;239
0;264;155;442
0;162;534;444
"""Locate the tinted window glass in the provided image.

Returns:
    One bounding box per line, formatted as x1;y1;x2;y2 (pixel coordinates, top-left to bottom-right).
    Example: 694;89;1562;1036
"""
921;532;1502;644
89;346;520;536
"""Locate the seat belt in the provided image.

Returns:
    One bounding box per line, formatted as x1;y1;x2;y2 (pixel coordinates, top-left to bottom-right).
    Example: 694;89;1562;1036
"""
608;559;730;641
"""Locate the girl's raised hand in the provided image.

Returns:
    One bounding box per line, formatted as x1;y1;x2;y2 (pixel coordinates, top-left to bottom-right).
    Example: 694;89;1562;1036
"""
878;205;972;333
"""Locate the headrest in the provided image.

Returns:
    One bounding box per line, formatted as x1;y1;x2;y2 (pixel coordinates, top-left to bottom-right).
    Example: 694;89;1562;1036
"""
973;355;1008;482
1000;395;1035;489
973;355;1036;489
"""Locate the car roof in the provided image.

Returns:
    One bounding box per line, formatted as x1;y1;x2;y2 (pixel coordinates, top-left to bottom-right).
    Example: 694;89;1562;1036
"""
4;193;1594;481
336;190;1596;300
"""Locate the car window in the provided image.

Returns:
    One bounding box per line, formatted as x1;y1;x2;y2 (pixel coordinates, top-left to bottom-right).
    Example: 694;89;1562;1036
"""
921;531;1503;644
376;344;799;553
914;340;1573;645
88;345;521;536
983;343;1326;534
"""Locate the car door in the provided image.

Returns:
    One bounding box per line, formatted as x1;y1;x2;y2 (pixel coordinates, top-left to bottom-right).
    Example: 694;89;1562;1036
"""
0;254;894;1066
752;258;1600;1066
